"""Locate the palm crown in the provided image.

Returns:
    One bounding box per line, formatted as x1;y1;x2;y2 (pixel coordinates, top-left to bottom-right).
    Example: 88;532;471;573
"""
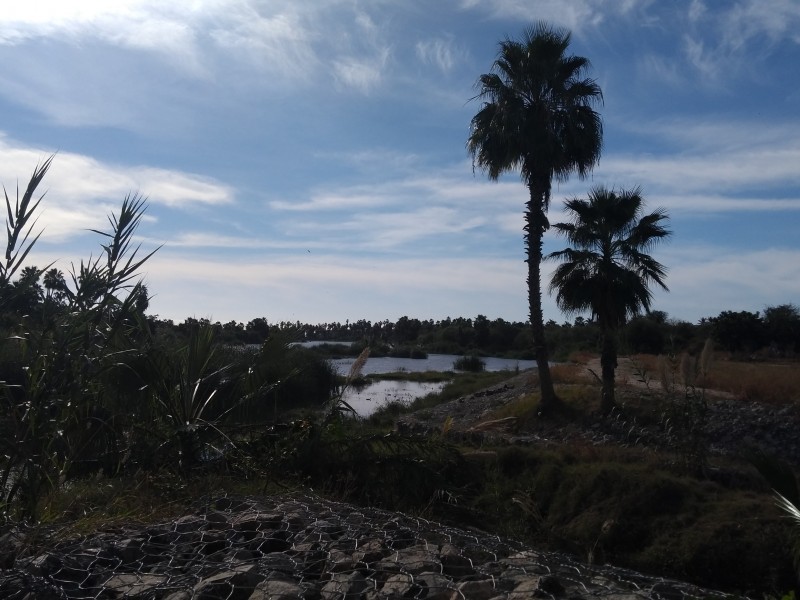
548;186;671;329
467;22;603;412
467;22;603;204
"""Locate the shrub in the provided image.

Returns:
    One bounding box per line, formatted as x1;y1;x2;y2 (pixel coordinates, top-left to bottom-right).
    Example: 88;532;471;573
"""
454;354;485;372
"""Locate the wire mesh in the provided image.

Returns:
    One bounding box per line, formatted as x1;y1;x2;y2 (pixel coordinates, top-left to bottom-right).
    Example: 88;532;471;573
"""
0;492;739;599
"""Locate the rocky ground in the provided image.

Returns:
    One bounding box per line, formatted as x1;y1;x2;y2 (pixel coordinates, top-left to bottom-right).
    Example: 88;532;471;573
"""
0;493;737;599
397;363;800;467
1;362;795;599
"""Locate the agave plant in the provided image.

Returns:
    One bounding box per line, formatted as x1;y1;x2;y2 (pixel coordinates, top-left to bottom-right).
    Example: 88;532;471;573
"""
136;323;290;473
749;450;800;578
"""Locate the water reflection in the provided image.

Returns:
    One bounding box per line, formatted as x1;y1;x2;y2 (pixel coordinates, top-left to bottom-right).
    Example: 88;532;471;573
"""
340;379;447;418
331;353;533;375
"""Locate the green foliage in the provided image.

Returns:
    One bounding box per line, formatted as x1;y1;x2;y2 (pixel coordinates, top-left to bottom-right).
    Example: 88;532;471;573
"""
749;451;800;578
0;156;52;288
453;354;485;372
468;22;604;410
0;161;159;519
460;444;792;593
547;186;671;414
710;310;766;354
763;303;800;355
655;341;714;477
625;315;667;354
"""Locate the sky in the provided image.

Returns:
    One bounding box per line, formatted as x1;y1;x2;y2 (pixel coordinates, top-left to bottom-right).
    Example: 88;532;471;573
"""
0;0;798;326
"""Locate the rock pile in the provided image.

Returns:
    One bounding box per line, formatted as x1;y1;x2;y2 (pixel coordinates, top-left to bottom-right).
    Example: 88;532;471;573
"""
0;493;735;599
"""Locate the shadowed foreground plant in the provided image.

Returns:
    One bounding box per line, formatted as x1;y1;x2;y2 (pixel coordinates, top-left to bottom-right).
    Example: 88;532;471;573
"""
0;161;159;520
468;22;603;414
547;186;671;415
750;451;800;592
658;339;713;476
0;156;52;290
325;346;369;422
136;324;289;474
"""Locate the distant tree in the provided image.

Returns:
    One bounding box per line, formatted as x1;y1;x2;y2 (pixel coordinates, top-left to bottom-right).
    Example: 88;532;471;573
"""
245;317;270;343
625;315;666;355
763;303;800;355
5;265;44;314
43;268;67;303
394;316;421;344
467;22;603;414
548;186;671;414
710;310;765;354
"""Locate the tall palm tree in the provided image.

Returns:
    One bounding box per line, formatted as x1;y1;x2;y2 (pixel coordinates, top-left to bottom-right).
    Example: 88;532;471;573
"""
547;186;671;414
467;22;603;414
43;268;67;302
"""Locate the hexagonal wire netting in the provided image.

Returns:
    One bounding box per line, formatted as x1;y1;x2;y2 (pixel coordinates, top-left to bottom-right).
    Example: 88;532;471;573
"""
0;492;735;599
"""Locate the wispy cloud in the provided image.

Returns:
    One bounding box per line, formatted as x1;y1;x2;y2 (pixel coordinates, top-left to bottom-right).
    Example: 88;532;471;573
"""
602;118;800;197
679;0;800;81
0;135;233;240
655;245;800;320
461;0;606;32
416;36;462;73
336;207;487;249
142;253;529;322
162;233;320;251
333;48;391;93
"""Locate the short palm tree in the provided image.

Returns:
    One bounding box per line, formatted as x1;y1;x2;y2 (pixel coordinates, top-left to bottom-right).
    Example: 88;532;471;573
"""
467;22;603;413
547;186;671;414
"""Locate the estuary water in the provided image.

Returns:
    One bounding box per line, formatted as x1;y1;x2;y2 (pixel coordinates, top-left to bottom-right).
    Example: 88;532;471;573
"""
330;353;534;417
329;353;535;376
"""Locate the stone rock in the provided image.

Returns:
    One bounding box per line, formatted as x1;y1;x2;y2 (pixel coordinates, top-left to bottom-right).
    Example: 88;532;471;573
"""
326;548;356;573
393;545;440;574
381;573;416;597
353;538;385;564
103;573;168;597
250;578;305;599
416;572;454;600
440;552;475;577
450;579;497;600
320;571;369;599
537;574;564;595
193;564;264;600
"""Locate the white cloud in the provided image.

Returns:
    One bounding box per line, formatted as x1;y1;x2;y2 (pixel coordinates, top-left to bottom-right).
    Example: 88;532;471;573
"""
0;135;233;241
720;0;800;49
602;118;800;197
143;252;531;323
338;206;487;249
333;48;391;93
270;192;395;212
678;0;800;81
462;0;605;32
416;36;461;73
655;246;800;320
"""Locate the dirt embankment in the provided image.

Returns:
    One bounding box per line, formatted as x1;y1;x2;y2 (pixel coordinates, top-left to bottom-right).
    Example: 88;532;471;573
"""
398;360;800;466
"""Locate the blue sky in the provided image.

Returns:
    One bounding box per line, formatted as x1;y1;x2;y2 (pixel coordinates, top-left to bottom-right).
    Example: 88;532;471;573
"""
0;0;798;326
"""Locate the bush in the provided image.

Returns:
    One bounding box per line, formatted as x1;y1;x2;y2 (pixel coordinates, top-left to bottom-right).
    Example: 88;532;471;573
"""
454;355;485;372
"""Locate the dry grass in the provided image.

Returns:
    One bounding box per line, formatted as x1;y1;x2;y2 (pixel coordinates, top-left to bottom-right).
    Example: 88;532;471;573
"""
703;360;800;406
624;353;800;407
550;362;590;384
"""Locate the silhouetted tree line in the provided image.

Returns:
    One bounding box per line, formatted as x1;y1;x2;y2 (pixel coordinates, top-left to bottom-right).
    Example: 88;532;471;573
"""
120;305;800;362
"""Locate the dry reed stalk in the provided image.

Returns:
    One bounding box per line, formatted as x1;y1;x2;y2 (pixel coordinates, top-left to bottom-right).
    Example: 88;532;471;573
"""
347;347;370;383
658;355;671;393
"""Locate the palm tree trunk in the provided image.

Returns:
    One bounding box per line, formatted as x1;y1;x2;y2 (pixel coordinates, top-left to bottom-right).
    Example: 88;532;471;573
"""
526;183;558;414
600;331;617;415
